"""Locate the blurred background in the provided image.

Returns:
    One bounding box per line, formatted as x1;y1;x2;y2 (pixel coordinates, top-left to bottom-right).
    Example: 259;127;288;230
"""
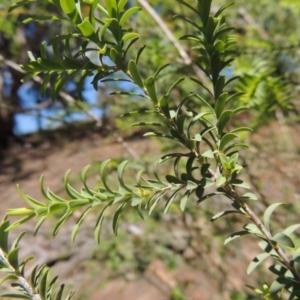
0;0;300;299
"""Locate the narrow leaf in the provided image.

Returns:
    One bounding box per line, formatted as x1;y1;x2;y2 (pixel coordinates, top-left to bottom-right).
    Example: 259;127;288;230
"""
224;230;250;245
112;201;128;235
211;210;243;222
247;253;270;275
263;203;285;232
128;60;144;89
219;133;238;151
272;232;295;248
145;76;158;104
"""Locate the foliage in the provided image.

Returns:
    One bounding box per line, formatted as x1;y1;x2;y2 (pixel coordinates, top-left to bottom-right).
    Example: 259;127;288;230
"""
1;0;300;299
0;218;74;299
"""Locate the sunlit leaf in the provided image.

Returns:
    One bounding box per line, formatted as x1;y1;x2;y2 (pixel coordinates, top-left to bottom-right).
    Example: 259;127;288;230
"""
272;232;294;248
263;203;285;232
247;253;270;275
224;230;250;245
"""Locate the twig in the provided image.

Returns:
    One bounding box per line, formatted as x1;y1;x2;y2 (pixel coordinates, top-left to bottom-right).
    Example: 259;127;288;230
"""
226;185;300;283
0;247;41;300
137;0;210;89
205;165;300;284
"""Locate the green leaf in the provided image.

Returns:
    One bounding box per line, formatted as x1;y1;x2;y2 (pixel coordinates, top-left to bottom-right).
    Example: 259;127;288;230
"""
214;75;226;99
127;60;143;88
293;246;300;261
195;186;204;199
145;76;158;104
38;267;49;300
258;241;278;257
176;0;200;16
159;94;171;118
105;0;118;17
247;253;270;275
192;112;213;124
223;143;249;154
219;133;238;151
244;223;263;236
272;232;295;248
118;0;128;11
282;224;300;236
117;161;132;192
110;47;124;69
263;203;285;232
112;201;128;235
224;230;250;245
34;216;47;236
7;248;20;271
231;127;253;133
0;256;11;270
0;274;19;286
269;279;285;296
8;0;35;13
149;192;166;215
71;206;92;242
164;191;179;214
217;110;232;134
180;191;191;211
214;2;234;17
131;196;143;207
52;211;72;237
5;214;35;231
166;175;184;184
167;78;185;95
99;159;115;194
197;192;219;203
216;175;226;187
60;0;76;14
232;106;248;116
11;232;26;251
225;92;245;104
80;165;94;196
0;294;32;299
77;19;95;37
241;193;258;201
153;64;170;80
229;179;250;189
186;180;197;190
211;210;243;222
215;92;228;118
194;93;214;112
119;7;141;25
0;220;10;253
94;201;113;244
190;133;202;142
17;185;46;209
122;32;140;44
202;149;214;158
174;15;202;31
53;284;65;300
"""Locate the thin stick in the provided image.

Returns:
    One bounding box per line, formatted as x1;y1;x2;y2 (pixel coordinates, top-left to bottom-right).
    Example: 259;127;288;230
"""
137;0;210;89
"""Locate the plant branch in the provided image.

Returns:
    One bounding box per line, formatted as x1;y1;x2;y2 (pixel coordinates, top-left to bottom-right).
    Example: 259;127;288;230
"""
0;247;41;300
226;185;300;283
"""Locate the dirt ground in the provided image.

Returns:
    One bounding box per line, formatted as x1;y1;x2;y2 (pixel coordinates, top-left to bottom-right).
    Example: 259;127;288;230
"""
0;121;300;299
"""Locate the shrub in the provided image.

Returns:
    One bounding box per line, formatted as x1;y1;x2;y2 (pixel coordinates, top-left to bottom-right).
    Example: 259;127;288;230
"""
1;1;300;299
